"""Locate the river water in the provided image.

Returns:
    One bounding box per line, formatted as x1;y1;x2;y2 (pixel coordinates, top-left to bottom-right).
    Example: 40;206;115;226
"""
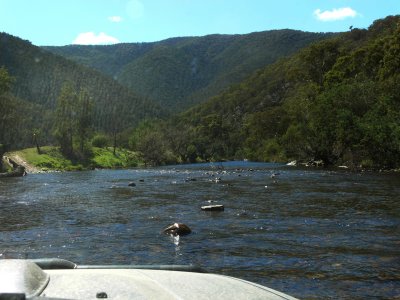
0;162;399;299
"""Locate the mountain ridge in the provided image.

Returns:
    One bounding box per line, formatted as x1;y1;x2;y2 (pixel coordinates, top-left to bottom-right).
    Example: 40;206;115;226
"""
44;29;335;111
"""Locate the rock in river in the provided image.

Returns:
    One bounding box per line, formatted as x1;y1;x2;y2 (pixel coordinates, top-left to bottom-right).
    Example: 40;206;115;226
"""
163;223;192;236
201;204;224;211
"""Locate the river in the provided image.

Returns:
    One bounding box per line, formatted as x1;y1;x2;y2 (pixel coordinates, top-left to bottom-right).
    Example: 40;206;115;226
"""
0;162;399;299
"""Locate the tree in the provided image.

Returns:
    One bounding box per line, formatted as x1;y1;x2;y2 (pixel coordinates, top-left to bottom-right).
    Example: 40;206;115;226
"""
358;77;400;168
136;131;167;166
0;67;14;94
379;24;400;80
54;82;77;157
32;129;42;154
76;88;93;153
299;40;341;86
54;83;94;158
0;67;19;164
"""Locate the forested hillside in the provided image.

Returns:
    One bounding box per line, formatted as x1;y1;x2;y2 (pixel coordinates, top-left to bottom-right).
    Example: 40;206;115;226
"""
1;16;398;170
129;16;400;169
45;30;334;111
0;33;164;148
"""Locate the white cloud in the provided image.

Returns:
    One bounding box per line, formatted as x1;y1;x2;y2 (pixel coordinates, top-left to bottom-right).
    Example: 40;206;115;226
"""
314;7;358;22
108;16;123;23
72;32;120;45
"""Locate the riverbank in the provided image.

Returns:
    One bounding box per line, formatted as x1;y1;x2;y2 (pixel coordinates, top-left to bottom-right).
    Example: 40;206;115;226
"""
3;147;398;175
4;146;143;173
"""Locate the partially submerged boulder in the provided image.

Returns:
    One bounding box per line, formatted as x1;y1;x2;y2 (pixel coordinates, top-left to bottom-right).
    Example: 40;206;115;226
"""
0;165;26;178
163;223;191;236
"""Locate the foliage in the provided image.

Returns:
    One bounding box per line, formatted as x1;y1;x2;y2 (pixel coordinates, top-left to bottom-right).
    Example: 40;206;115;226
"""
1;16;399;169
0;32;165;149
10;146;142;171
0;28;332;159
12;147;80;171
129;120;177;166
127;15;400;169
91;147;142;168
0;67;19;151
0;66;15;94
91;134;109;148
52;83;94;159
54;82;77;157
76;88;93;152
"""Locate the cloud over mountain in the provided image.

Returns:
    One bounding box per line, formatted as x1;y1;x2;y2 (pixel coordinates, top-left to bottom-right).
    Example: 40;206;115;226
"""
72;32;120;45
314;7;357;22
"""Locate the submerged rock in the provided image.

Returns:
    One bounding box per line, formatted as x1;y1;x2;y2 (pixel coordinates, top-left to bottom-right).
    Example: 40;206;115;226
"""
163;223;192;236
185;178;197;182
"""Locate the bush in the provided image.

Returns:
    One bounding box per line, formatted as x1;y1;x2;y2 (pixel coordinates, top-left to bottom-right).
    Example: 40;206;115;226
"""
91;134;109;148
261;139;286;162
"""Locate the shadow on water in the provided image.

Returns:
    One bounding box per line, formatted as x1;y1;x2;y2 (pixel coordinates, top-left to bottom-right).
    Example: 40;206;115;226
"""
1;163;400;299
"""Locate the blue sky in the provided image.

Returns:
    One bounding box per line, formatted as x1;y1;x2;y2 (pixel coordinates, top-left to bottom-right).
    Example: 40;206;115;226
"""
0;0;398;46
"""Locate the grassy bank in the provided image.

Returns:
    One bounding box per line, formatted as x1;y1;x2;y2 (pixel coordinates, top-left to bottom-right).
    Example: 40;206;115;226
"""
8;146;143;172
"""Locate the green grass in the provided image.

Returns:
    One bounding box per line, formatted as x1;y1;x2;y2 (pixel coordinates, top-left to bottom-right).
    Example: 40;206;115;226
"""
11;146;143;171
91;147;142;169
13;146;75;171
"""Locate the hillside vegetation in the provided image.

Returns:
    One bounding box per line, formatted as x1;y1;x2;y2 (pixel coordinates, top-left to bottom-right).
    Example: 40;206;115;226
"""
6;146;142;172
0;33;164;148
45;30;333;111
1;16;399;171
0;27;332;169
128;16;400;169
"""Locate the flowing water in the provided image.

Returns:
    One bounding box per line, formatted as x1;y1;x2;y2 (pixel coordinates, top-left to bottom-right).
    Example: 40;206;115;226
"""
0;162;399;299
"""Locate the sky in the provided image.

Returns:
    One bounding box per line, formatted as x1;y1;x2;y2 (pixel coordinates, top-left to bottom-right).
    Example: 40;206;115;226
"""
0;0;399;46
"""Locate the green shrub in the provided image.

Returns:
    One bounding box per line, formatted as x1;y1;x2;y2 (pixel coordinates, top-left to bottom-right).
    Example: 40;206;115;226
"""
91;134;109;148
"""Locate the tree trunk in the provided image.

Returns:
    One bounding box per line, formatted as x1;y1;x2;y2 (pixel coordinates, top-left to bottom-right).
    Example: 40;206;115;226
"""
113;133;117;156
33;134;41;154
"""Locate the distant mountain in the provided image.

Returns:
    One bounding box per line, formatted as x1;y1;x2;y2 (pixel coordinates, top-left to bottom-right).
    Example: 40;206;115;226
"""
44;30;335;111
0;33;165;133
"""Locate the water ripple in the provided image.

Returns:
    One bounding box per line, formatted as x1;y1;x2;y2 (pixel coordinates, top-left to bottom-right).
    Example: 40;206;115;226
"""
0;163;399;299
